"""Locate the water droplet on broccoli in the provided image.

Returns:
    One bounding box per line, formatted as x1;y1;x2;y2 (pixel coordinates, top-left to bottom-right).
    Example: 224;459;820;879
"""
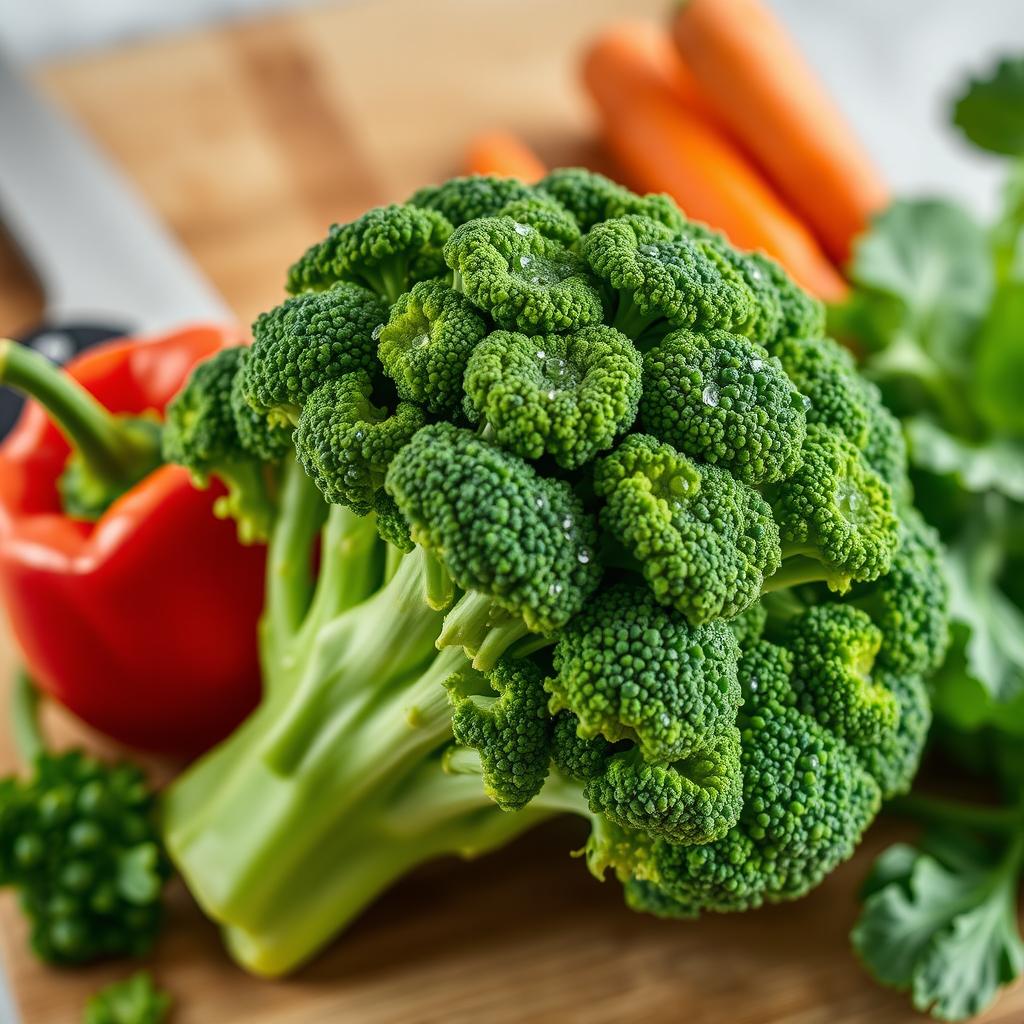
513;222;531;236
702;385;720;407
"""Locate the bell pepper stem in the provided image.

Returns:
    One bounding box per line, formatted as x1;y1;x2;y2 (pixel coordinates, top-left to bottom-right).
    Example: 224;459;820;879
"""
0;338;159;486
10;671;44;767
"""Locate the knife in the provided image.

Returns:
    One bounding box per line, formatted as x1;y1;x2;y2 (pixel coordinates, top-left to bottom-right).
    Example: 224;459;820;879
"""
0;49;232;435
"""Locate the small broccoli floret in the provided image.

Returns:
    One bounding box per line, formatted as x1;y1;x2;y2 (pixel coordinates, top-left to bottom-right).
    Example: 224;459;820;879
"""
625;640;883;915
463;325;642;469
246;283;389;426
595;435;781;624
447;657;553;811
163;347;275;543
0;702;168;966
85;972;171;1024
294;372;425;515
582;215;756;343
386;423;602;668
848;507;949;676
286;204;452;302
639;328;806;485
498;194;582;246
751;253;825;344
765;424;899;592
377;280;487;415
858;670;931;799
444;216;603;333
772;335;871;448
548;584;741;761
409;175;535;226
373;490;414;552
550;710;621;782
784;604;899;747
538;167;686;231
729;602;768;649
230;349;293;461
680;223;785;345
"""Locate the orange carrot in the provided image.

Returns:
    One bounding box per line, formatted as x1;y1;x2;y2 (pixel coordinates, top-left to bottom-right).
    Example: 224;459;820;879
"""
464;132;546;182
582;24;847;300
671;0;887;264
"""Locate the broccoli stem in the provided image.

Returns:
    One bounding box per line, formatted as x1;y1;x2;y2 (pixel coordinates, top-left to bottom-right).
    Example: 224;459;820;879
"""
359;261;409;305
888;793;1024;836
762;554;837;593
611;293;657;344
11;671;43;766
0;339;163;517
437;591;532;671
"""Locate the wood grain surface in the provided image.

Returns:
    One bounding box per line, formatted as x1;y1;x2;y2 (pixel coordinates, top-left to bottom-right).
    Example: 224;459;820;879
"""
0;1;1021;1021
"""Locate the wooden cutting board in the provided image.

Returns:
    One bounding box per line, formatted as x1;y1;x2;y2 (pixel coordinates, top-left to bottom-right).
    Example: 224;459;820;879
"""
0;2;1021;1021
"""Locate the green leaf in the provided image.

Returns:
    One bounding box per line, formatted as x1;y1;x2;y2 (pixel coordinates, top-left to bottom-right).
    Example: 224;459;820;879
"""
953;56;1024;157
973;282;1024;436
908;418;1024;501
853;838;1024;1021
84;972;171;1024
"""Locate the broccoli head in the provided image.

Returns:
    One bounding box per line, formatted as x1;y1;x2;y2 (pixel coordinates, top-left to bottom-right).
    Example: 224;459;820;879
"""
294;372;425;514
386;423;602;667
409;174;535;226
445;215;603;333
463;325;642;469
595;434;781;624
162;346;275;543
640;328;806;485
246;283;390;425
286;203;452;302
377;280;487;415
548;584;741;761
497;194;582;246
582;215;756;343
537;167;686;232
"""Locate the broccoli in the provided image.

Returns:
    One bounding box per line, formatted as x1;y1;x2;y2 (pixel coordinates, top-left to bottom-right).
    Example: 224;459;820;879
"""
581;215;756;343
409;174;534;226
245;283;389;425
595;434;781;624
158;174;948;978
639;328;806;484
84;972;171;1024
444;215;603;333
286;203;452;302
537;167;686;232
162;346;276;543
0;676;167;966
376;280;487;415
463;325;642;469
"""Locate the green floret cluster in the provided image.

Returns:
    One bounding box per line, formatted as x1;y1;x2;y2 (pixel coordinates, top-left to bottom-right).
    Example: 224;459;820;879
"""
159;170;949;978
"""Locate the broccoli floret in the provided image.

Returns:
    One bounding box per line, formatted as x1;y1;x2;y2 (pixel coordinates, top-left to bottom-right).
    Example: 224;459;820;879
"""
447;657;553;811
858;377;911;497
772;335;871;448
729;602;768;649
548;584;741;760
246;283;389;425
0;680;167;965
373;490;414;553
595;435;781;624
765;425;899;593
582;215;756;343
445;216;603;333
463;325;642;469
294;372;425;514
498;193;582;246
377;280;487;415
857;670;931;799
409;174;534;226
538;167;686;231
163;347;275;543
85;972;171;1024
230;349;293;461
286;204;452;302
848;506;949;676
387;423;602;667
751;252;825;343
639;328;806;485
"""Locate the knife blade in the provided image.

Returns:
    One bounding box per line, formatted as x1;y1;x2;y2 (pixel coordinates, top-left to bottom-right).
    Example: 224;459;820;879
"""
0;48;232;432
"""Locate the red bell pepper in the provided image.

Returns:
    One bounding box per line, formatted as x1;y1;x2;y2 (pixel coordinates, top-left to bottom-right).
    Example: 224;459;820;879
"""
0;327;265;756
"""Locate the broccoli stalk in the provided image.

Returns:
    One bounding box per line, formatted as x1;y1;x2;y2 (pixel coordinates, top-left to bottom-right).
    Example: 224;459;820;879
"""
0;339;162;520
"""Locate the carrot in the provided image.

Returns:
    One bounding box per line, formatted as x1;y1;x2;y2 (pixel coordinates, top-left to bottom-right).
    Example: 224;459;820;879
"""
582;24;846;300
671;0;887;264
464;132;546;182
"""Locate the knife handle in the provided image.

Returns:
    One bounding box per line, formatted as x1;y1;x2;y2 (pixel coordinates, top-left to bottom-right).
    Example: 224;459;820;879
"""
0;321;127;438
